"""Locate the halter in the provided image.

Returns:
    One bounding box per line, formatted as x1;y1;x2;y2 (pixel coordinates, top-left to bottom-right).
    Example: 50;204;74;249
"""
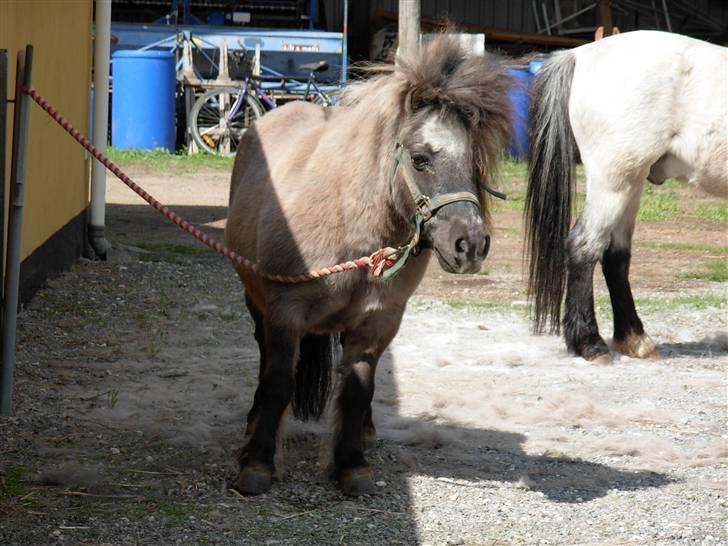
382;140;506;278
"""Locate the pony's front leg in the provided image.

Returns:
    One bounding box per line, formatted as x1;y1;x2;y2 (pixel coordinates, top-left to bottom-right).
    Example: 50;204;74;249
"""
237;320;299;495
334;314;401;496
601;200;657;359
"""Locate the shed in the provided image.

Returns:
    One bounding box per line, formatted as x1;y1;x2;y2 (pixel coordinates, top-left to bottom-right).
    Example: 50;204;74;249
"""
0;0;93;303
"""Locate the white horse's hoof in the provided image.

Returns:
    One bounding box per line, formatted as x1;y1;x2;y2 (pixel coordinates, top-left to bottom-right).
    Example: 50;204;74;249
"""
611;333;658;359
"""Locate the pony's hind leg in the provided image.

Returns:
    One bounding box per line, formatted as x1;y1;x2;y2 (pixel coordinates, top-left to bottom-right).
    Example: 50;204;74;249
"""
563;219;609;361
237;319;299;495
244;293;266;436
563;179;644;362
601;201;657;359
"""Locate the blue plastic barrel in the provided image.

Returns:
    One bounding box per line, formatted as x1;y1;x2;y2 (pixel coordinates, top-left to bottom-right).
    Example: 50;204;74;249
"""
507;68;531;160
111;50;175;151
529;59;544;75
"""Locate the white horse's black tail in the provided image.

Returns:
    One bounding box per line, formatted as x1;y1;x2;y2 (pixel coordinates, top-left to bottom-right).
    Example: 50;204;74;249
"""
525;51;577;335
292;334;336;421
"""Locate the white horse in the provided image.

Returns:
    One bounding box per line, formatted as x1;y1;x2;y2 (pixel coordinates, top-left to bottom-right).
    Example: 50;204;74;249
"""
525;30;727;362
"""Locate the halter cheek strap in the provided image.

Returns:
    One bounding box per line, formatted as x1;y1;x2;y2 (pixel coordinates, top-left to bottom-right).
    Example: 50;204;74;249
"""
383;141;485;278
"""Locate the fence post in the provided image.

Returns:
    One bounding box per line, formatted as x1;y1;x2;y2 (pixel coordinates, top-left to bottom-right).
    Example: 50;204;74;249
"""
1;45;32;416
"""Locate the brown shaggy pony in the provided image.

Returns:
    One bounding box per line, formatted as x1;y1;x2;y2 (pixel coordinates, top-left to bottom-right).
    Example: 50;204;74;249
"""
225;35;512;496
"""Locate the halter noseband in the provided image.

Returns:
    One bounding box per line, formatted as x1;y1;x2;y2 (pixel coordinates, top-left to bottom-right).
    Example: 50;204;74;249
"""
382;140;505;278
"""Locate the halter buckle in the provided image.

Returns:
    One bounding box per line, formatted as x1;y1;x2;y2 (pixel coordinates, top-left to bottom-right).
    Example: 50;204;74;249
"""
415;195;433;222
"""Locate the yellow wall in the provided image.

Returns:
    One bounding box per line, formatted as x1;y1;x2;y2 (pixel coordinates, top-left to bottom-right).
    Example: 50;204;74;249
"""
1;0;93;260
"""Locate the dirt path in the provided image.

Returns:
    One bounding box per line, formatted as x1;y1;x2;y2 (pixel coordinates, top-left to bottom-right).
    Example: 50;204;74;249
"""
1;163;725;545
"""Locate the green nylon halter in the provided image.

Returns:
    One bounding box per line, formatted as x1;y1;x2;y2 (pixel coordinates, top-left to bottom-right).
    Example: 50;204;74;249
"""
383;141;487;279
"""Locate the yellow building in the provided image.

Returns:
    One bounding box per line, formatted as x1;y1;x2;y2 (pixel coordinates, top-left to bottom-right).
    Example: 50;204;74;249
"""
1;0;93;301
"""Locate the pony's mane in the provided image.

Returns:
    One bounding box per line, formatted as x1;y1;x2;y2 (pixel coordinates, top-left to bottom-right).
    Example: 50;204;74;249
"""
340;34;513;188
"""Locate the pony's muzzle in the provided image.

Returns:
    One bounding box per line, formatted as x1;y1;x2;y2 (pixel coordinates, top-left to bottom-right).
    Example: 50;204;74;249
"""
434;214;488;274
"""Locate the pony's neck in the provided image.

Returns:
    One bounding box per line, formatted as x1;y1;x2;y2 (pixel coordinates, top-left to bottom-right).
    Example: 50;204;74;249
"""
334;108;413;252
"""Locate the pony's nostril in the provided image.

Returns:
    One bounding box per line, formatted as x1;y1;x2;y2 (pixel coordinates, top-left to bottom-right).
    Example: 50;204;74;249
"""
455;238;468;254
483;235;491;258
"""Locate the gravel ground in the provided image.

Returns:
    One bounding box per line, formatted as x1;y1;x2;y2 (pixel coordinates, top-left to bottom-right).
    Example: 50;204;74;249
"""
0;164;725;545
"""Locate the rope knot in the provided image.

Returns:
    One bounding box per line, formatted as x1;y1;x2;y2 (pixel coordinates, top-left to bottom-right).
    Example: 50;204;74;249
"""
368;247;401;277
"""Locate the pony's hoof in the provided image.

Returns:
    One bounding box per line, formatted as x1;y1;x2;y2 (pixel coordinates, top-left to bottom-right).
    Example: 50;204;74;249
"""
340;467;376;496
611;334;658;359
236;465;272;495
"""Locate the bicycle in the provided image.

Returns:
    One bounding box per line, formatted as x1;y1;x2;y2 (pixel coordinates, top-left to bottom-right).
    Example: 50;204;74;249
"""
189;61;337;156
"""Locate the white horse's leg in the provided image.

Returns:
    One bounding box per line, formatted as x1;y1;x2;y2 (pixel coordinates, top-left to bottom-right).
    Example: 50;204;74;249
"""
563;173;645;362
601;194;658;359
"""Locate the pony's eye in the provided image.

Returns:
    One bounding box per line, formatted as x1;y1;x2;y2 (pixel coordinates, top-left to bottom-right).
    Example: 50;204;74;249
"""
411;153;431;171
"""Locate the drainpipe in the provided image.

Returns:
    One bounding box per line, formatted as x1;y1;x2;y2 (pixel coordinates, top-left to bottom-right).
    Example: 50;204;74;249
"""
89;0;112;259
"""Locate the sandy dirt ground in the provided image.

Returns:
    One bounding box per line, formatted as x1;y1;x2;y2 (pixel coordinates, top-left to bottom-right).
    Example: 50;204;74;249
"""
1;163;726;545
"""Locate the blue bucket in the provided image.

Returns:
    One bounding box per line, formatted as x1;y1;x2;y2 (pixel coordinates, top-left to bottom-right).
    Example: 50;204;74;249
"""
111;50;175;151
507;68;531;160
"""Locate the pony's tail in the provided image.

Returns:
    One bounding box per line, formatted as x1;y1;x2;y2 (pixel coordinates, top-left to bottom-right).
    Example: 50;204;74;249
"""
292;334;336;421
525;51;577;335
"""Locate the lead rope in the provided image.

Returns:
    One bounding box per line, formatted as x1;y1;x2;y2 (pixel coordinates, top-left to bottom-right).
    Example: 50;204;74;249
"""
21;85;406;283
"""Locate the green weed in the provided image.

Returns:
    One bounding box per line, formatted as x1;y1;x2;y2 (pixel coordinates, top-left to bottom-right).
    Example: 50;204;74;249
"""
638;189;680;221
0;465;32;498
694;204;728;223
636;241;728;254
678;259;728;282
107;147;234;171
626;293;725;311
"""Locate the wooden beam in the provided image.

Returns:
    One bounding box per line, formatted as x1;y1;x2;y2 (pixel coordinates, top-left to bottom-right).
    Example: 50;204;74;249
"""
376;10;587;48
599;0;614;36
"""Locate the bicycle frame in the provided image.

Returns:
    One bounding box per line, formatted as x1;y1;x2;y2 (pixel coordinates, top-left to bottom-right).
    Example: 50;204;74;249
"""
228;71;335;122
228;76;277;121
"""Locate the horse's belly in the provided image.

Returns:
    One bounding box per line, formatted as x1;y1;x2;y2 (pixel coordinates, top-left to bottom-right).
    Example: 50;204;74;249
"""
308;285;394;335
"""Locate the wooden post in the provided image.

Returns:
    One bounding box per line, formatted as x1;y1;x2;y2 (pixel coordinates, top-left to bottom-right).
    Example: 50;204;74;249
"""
598;0;614;36
397;0;420;63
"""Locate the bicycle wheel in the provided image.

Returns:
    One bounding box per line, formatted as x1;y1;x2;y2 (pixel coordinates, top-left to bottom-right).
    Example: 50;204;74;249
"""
190;86;264;156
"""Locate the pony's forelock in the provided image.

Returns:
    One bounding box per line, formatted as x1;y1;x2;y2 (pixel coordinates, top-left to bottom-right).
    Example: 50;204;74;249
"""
396;34;514;187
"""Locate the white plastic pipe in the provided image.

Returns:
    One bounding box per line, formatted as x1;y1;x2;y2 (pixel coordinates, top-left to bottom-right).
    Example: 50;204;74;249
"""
397;0;420;64
89;0;112;258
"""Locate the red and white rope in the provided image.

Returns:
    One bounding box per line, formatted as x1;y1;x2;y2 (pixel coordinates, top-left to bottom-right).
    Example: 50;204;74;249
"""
21;85;400;283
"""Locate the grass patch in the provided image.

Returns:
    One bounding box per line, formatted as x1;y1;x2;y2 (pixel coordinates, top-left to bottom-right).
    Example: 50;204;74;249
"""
639;188;680;221
595;293;727;312
694;204;728;223
661;178;688;190
636;241;728;254
498;159;528;179
678;259;728;282
106;147;234;171
0;465;33;499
